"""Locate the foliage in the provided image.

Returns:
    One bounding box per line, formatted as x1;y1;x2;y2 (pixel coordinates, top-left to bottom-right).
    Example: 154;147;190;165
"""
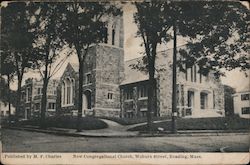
133;1;249;132
133;1;249;76
174;1;250;77
28;2;74;127
1;2;38;117
128;116;250;131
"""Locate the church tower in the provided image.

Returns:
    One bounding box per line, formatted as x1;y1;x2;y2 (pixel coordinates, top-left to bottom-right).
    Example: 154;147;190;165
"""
82;14;124;117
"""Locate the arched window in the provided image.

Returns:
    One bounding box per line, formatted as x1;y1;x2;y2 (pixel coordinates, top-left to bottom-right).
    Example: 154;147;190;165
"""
112;28;115;45
71;79;75;104
65;78;71;105
61;82;65;105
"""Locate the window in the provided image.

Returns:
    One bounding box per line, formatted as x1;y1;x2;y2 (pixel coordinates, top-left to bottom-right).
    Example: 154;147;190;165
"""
108;93;113;100
190;67;193;82
138;85;148;98
62;78;75;106
35;103;40;110
199;73;202;83
241;107;250;114
200;92;208;109
62;82;66;105
66;79;71;104
241;94;250;101
213;90;215;109
37;88;41;95
48;103;56;109
112;28;115;45
185;64;188;81
102;27;108;43
26;87;31;102
194;65;197;82
86;73;92;84
125;89;133;100
187;91;194;107
21;92;25;101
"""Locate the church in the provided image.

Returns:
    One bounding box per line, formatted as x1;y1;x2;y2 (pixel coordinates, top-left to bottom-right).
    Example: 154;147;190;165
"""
58;14;225;119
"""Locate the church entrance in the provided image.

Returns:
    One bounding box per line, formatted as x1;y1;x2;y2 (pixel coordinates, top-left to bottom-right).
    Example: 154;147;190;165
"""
82;90;92;116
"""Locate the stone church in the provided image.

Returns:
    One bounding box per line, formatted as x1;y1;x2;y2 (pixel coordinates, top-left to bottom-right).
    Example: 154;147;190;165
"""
58;14;225;118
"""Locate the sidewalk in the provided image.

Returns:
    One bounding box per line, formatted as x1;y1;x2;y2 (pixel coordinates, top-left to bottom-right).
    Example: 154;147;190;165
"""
3;119;249;138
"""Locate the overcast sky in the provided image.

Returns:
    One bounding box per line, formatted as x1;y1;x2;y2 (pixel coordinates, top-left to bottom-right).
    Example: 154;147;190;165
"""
10;3;249;92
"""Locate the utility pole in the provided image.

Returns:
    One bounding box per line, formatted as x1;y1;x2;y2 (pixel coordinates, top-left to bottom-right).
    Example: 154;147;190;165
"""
171;21;177;133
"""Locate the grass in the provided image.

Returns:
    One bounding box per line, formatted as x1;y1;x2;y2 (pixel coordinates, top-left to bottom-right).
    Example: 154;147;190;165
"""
99;116;171;125
13;116;108;130
128;116;250;131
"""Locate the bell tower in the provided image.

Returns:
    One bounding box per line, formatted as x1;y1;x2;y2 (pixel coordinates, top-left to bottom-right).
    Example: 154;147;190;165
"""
82;14;124;117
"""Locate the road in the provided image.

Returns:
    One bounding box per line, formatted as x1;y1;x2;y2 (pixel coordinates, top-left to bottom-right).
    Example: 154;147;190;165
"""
1;129;249;152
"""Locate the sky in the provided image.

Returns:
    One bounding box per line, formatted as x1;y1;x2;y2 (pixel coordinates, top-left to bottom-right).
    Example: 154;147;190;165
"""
9;3;249;92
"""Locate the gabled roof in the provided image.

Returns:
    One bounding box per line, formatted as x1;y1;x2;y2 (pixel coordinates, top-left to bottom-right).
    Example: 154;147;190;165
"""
69;62;79;72
121;57;149;85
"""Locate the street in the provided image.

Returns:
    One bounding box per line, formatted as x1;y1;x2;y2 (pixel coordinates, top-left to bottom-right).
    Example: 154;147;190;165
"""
1;129;249;152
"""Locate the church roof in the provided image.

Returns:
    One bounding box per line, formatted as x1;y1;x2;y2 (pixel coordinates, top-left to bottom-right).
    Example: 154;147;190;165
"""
69;62;79;72
121;57;149;85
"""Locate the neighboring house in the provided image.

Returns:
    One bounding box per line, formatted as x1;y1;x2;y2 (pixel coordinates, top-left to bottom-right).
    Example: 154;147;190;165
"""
233;89;250;118
58;13;225;118
0;101;15;117
20;78;59;119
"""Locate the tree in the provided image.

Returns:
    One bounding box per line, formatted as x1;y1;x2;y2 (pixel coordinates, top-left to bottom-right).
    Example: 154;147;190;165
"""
133;2;172;132
133;1;249;132
1;51;16;123
59;2;121;131
30;2;73;128
169;1;249;132
1;2;37;119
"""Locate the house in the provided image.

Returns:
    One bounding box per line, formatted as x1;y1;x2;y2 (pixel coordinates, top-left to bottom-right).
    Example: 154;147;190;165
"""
20;78;59;119
58;13;225;118
233;88;250;118
0;101;15;117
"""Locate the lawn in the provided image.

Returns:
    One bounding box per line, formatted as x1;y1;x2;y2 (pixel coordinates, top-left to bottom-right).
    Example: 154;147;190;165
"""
12;116;108;130
99;116;171;125
128;116;250;131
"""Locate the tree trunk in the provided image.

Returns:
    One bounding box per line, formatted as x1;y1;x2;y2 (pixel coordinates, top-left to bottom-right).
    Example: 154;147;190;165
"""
40;52;49;129
147;60;155;132
171;21;177;133
77;58;83;132
16;76;22;120
40;76;49;129
7;74;11;124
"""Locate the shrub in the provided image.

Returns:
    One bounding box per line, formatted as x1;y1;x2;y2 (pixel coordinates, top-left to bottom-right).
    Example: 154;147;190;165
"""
99;116;171;125
16;116;108;130
128;117;250;131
